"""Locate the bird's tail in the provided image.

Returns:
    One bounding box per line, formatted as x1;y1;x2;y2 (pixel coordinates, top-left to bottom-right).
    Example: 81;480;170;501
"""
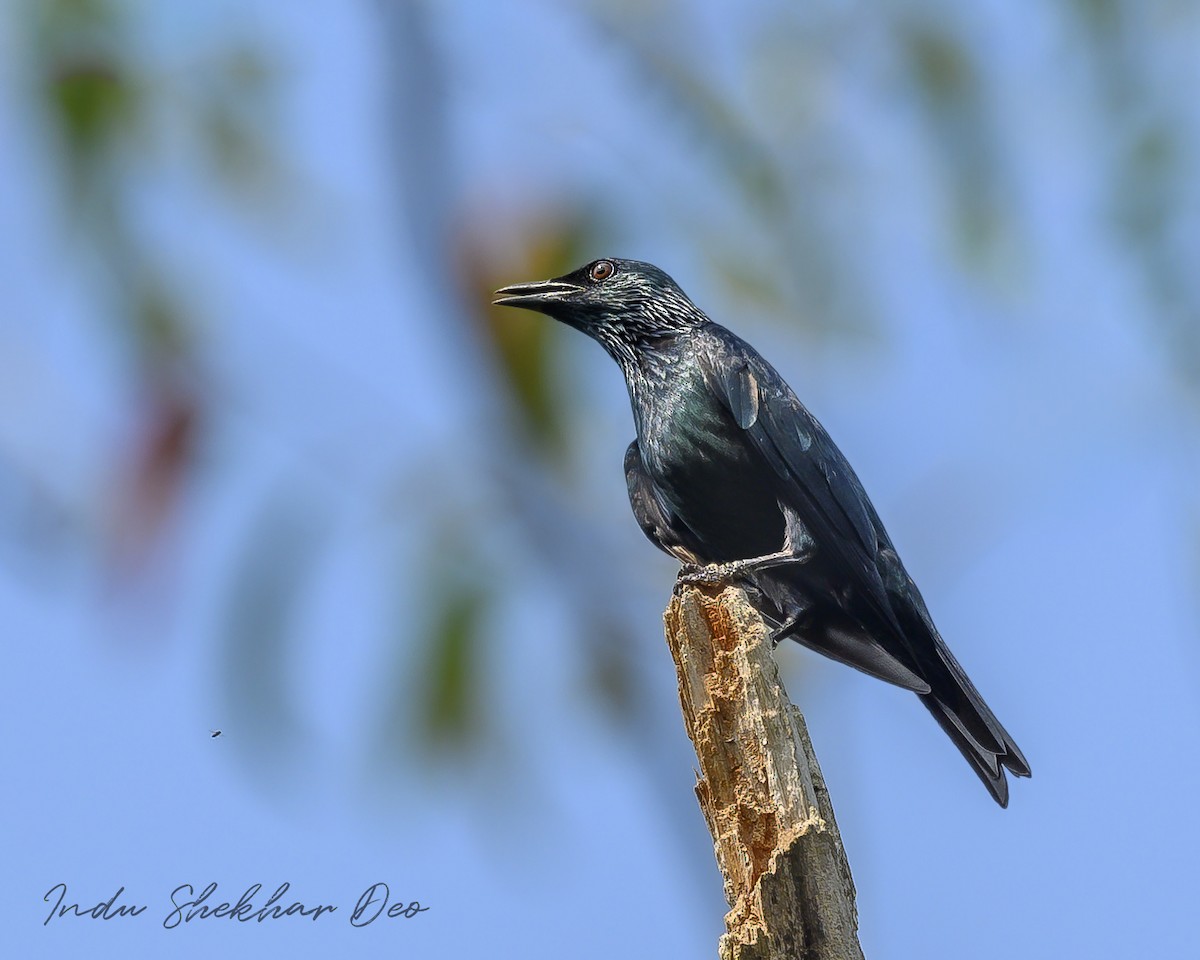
917;639;1030;808
758;567;1030;805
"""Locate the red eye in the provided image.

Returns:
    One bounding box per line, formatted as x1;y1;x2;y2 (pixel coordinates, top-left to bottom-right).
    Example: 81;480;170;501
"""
589;260;615;282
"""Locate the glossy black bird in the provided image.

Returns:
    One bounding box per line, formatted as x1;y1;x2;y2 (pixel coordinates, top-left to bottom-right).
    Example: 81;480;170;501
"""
495;257;1029;806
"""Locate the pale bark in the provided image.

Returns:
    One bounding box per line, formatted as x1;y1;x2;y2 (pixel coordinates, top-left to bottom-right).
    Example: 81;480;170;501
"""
665;585;865;960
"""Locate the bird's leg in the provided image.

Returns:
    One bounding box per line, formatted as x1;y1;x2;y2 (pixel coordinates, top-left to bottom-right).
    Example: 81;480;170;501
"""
768;599;812;648
676;503;815;589
676;548;810;587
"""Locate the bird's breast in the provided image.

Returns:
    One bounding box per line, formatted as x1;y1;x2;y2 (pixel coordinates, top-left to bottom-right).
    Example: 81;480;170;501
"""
632;365;785;561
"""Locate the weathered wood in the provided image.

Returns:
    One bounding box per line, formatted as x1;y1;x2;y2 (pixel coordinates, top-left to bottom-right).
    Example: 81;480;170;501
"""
665;585;865;960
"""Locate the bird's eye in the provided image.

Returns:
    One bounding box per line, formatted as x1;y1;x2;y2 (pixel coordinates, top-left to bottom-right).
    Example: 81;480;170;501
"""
590;260;615;282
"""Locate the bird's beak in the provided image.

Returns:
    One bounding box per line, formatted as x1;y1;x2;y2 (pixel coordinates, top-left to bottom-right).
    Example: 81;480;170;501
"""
492;279;583;310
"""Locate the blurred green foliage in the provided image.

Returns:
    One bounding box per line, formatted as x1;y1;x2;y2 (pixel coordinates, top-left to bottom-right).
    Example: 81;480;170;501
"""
11;0;1200;794
25;0;280;568
34;0;135;211
419;577;488;748
468;218;599;461
47;59;134;165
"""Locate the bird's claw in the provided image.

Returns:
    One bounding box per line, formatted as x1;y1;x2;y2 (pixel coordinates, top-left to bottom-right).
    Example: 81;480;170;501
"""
676;549;810;593
675;561;743;589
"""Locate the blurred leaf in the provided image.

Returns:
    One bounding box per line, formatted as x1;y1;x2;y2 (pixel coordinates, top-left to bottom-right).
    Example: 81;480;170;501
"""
1112;123;1176;245
899;19;1010;270
906;26;974;108
33;0;137;198
202;100;264;182
196;48;276;189
107;377;198;572
1061;0;1200;392
460;214;598;462
417;579;488;749
487;312;559;448
46;60;136;161
1068;0;1121;33
133;281;190;361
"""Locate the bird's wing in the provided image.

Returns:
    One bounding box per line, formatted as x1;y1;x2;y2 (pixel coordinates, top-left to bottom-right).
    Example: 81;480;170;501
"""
699;326;1029;801
698;325;898;629
624;441;705;566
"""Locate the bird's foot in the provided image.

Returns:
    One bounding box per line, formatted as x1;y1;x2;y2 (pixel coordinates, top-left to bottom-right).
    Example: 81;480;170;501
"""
675;549;809;590
676;561;742;588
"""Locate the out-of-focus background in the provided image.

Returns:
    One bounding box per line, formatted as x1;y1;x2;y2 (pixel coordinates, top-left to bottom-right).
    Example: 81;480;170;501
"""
3;1;1199;957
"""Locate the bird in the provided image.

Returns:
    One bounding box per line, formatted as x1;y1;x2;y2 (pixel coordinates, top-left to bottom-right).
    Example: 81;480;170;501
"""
494;257;1029;806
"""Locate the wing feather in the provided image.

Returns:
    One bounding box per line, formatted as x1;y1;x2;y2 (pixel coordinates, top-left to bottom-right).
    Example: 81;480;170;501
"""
698;328;896;629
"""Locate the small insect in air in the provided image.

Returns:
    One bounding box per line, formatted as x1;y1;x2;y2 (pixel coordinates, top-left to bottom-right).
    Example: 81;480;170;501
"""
210;729;222;738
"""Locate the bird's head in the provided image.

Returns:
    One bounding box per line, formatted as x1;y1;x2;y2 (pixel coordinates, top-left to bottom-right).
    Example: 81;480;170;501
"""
493;258;707;365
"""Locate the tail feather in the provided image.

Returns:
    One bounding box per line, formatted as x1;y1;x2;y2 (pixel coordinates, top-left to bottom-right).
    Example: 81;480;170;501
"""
884;581;1030;802
918;653;1030;807
923;694;1011;807
925;641;1031;781
756;570;1029;805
